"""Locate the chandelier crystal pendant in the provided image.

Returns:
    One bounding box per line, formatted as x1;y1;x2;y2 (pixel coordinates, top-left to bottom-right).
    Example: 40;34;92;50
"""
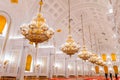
20;0;54;47
78;15;91;61
61;0;80;57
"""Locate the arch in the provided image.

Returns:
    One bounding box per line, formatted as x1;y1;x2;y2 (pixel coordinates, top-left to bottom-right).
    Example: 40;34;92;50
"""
25;55;32;71
95;66;99;74
111;53;116;61
0;15;6;34
113;65;118;74
102;54;107;61
0;11;11;66
104;66;108;74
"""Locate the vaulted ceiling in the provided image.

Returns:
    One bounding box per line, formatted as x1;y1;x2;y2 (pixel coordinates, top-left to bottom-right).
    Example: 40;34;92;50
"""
0;0;120;54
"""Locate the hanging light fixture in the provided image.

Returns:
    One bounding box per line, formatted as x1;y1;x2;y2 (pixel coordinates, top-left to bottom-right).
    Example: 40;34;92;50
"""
88;26;98;64
78;15;91;61
95;39;106;66
95;57;106;66
20;0;54;47
89;53;99;64
61;0;80;57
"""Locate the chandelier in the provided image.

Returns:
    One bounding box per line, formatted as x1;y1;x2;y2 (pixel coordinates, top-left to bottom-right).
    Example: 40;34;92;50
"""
20;0;54;47
95;58;106;66
61;35;80;56
95;39;106;66
78;46;91;60
89;53;98;64
78;15;91;61
60;0;79;56
88;26;98;64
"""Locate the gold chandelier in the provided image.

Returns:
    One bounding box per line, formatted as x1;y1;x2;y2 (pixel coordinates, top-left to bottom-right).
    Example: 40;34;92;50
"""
61;0;79;56
87;26;98;64
78;46;91;60
95;39;106;66
95;58;106;66
20;0;54;47
89;53;98;64
78;15;91;61
92;35;106;66
61;35;80;56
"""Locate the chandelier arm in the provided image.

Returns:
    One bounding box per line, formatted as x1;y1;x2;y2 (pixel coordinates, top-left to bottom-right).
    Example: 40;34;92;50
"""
39;0;43;13
81;15;85;46
68;0;71;35
89;26;93;51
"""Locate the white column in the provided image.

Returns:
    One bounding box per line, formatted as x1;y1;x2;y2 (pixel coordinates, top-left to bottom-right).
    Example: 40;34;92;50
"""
75;60;78;79
16;46;27;80
48;52;53;79
65;57;68;78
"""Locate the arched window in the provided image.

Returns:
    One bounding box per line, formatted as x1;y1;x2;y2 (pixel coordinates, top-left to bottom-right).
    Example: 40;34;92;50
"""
25;55;32;71
102;54;107;61
104;66;108;74
95;66;99;74
111;53;116;61
0;15;6;34
113;65;118;74
11;0;18;3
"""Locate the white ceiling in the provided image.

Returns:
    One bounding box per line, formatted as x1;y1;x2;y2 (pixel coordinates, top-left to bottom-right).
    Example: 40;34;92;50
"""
0;0;120;54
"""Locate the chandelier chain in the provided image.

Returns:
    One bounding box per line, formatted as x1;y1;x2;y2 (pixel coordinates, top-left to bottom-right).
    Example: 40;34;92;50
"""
89;26;93;51
39;0;43;13
81;15;85;46
68;0;71;35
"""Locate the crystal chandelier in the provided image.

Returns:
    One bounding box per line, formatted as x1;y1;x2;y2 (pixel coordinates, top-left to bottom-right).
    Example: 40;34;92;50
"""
89;53;98;64
95;39;106;66
78;15;91;61
20;0;54;47
95;58;106;66
61;0;79;56
61;35;80;56
88;26;98;64
78;46;91;60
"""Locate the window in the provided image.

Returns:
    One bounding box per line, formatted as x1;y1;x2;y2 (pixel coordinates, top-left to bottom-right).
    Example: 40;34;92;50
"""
102;54;107;61
111;53;116;61
25;55;32;71
0;15;6;34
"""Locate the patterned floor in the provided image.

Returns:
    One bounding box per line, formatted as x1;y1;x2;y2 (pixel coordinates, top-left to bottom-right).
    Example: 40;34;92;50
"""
0;77;120;80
